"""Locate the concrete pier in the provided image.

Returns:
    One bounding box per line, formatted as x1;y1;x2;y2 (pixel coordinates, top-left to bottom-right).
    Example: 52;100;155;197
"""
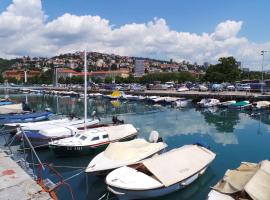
0;151;52;200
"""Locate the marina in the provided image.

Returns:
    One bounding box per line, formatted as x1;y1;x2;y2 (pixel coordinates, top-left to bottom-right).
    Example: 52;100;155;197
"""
1;89;270;199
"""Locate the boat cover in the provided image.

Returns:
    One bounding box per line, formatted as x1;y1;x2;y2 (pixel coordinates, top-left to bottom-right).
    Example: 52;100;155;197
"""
104;139;166;161
0;103;23;114
212;160;270;200
256;101;270;108
231;101;249;107
142;145;216;187
111;91;122;98
105;124;137;141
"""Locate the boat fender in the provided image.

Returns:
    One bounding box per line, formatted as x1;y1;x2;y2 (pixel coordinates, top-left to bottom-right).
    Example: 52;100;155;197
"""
149;131;159;143
194;142;210;150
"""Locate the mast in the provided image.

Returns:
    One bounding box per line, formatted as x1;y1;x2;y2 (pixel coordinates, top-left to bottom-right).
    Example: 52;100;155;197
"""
84;50;88;129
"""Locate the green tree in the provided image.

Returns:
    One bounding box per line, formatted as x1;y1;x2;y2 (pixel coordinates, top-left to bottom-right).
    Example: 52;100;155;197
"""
111;64;118;71
58;76;65;84
104;76;113;83
204;57;241;83
66;77;71;84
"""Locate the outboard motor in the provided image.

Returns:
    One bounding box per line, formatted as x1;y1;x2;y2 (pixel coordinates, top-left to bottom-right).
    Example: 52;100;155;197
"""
112;116;124;124
22;101;31;111
68;113;75;119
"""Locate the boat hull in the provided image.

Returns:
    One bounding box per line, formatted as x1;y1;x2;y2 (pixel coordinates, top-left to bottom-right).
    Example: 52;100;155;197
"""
107;167;207;200
49;134;137;156
0;111;53;124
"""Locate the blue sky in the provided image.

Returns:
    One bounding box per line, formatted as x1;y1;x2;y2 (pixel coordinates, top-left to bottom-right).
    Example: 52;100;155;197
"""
1;0;269;42
0;0;269;68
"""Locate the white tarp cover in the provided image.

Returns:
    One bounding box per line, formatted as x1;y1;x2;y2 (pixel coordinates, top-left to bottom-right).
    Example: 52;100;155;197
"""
256;101;270;108
106;124;137;141
213;160;270;200
103;139;166;161
142;145;216;187
0;103;23;114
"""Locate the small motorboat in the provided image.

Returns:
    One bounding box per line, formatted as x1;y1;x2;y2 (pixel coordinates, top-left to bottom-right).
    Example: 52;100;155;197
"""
49;124;138;156
253;101;270;110
4;115;98;133
228;100;252;110
164;97;179;104
21;118;100;147
173;98;192;108
0;111;54;124
145;96;160;103
197;98;220;108
122;94;140;101
207;160;270;200
219;100;236;108
152;97;167;104
85;131;167;175
106;144;216;199
0;103;24;114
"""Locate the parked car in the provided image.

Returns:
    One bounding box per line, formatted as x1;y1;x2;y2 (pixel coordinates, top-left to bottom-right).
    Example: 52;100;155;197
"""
199;85;208;91
227;85;235;91
211;84;223;92
236;84;251;91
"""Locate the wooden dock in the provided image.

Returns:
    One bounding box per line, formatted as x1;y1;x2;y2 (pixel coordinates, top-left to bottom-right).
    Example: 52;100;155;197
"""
0;151;52;200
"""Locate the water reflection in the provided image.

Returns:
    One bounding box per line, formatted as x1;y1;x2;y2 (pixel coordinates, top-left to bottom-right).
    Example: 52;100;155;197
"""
199;108;240;133
1;91;270;200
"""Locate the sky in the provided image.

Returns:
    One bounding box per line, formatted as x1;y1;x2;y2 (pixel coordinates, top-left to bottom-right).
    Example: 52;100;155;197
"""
0;0;270;69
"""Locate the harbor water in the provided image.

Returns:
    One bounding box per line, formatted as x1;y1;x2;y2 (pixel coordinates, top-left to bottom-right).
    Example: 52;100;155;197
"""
1;89;270;200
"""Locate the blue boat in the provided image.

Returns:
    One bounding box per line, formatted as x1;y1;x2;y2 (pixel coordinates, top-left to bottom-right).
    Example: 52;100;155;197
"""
0;111;54;124
0;101;14;106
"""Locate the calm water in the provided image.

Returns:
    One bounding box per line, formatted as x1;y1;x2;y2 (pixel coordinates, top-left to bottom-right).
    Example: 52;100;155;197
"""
1;89;270;200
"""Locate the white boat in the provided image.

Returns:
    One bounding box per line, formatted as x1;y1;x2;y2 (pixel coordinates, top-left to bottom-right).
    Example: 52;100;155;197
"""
5;118;71;128
254;101;270;109
174;98;191;108
145;96;160;102
22;118;100;147
177;86;189;92
85;137;167;174
152;97;167;104
122;94;140;101
198;99;220;108
89;93;102;98
106;144;216;199
0;103;23;114
219;100;236;107
49;124;138;156
164;97;179;104
207;160;270;200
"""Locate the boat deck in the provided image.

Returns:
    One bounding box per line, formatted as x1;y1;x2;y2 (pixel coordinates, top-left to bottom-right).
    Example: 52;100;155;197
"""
0;151;52;200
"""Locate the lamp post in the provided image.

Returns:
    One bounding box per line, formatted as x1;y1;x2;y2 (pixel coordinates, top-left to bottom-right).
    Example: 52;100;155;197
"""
261;50;267;94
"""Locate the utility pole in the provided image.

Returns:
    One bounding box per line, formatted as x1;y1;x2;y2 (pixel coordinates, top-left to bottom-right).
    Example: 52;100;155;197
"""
261;50;267;94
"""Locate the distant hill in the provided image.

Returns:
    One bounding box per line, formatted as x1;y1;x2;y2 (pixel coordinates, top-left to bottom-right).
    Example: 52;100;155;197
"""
0;58;18;73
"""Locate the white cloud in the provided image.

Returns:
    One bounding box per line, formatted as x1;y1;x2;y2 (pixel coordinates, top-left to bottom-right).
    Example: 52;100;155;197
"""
0;0;269;69
211;20;243;40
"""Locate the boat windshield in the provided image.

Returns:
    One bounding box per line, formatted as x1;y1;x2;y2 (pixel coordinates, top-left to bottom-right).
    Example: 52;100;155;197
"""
75;134;81;137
